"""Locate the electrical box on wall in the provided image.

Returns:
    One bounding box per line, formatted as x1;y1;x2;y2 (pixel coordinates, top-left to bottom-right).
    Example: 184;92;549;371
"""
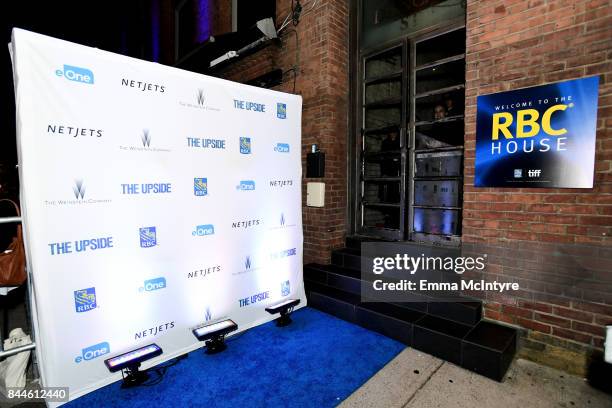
306;152;325;178
306;182;325;207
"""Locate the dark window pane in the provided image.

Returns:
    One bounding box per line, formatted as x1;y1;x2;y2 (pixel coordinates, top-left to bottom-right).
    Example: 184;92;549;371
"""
414;180;461;207
364;181;401;204
362;0;465;50
364;129;401;153
365;107;401;128
415;88;464;123
366;80;402;104
415;121;464;149
416;28;466;67
365;47;402;79
415;151;462;177
414;208;460;235
365;154;401;178
364;205;401;230
416;59;465;95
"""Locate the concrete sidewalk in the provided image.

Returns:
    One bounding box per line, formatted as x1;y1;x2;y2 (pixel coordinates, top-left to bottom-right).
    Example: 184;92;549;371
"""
340;348;612;408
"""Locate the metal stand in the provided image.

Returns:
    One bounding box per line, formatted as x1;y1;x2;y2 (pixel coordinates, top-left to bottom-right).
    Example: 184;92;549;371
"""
121;363;149;388
204;335;227;354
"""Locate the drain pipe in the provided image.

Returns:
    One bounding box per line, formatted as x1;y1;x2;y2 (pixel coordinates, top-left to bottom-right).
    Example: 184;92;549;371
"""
606;326;612;364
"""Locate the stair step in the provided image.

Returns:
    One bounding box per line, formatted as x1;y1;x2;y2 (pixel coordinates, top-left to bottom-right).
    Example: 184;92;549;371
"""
413;314;473;366
427;300;482;326
305;263;362;295
461;321;517;381
356;302;424;344
331;248;362;270
305;282;360;323
306;262;482;324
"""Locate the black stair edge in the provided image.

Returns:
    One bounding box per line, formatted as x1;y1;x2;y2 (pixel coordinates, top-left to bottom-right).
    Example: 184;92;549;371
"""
414;314;474;339
463;320;517;353
346;235;388;249
304;281;361;306
305;282;360;323
304;263;361;279
333;247;361;255
357;302;425;324
461;320;518;382
427;301;483;326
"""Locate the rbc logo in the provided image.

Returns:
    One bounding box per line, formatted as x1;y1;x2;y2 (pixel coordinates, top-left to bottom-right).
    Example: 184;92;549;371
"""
513;169;523;178
74;287;97;313
141;277;166;292
281;280;290;296
274;143;290;153
277;103;287;119
240;137;252;154
140;227;157;248
236;180;255;191
194;178;208;196
193;224;215;236
75;342;109;363
56;65;94;85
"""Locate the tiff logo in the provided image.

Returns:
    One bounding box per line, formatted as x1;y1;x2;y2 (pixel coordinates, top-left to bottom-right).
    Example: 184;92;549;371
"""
528;169;542;178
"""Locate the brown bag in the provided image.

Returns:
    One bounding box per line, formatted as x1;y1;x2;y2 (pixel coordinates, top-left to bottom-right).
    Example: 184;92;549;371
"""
0;199;26;286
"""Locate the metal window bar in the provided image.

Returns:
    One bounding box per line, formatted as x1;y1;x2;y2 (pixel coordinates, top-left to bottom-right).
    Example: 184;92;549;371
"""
0;213;36;359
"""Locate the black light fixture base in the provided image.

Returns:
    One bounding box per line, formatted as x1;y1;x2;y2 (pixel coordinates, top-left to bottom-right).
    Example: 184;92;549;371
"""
121;364;149;388
276;312;293;327
205;336;227;354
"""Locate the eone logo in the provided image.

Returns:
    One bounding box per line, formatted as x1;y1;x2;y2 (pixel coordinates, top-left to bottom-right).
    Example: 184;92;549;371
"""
140;277;166;292
75;342;109;363
193;224;215;236
56;65;94;85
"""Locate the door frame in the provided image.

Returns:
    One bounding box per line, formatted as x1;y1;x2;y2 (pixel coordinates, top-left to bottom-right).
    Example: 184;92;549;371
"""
348;0;465;241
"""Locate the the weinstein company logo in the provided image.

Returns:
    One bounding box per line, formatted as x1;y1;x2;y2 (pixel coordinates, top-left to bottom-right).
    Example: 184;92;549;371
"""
233;255;262;276
179;88;220;112
45;180;111;206
142;129;151;147
119;130;170;152
73;180;86;199
270;212;296;230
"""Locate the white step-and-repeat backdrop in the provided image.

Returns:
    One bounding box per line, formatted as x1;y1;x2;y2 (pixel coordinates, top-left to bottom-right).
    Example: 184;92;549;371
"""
10;28;305;403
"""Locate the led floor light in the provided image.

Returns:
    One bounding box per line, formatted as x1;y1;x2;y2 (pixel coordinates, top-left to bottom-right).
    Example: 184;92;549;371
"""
192;319;238;354
265;299;300;327
104;344;163;388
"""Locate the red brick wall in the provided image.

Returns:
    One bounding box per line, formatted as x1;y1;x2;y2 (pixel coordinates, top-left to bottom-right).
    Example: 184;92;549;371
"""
221;0;349;264
464;0;612;353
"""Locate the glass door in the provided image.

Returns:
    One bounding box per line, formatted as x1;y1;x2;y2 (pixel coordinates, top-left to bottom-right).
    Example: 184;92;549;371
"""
359;44;408;240
411;27;465;244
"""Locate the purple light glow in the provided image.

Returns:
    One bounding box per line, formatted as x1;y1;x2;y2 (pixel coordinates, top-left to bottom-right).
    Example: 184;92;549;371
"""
195;0;211;43
151;0;160;61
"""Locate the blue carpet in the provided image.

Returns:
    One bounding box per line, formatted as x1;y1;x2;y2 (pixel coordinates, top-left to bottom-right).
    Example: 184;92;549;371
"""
66;307;405;408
